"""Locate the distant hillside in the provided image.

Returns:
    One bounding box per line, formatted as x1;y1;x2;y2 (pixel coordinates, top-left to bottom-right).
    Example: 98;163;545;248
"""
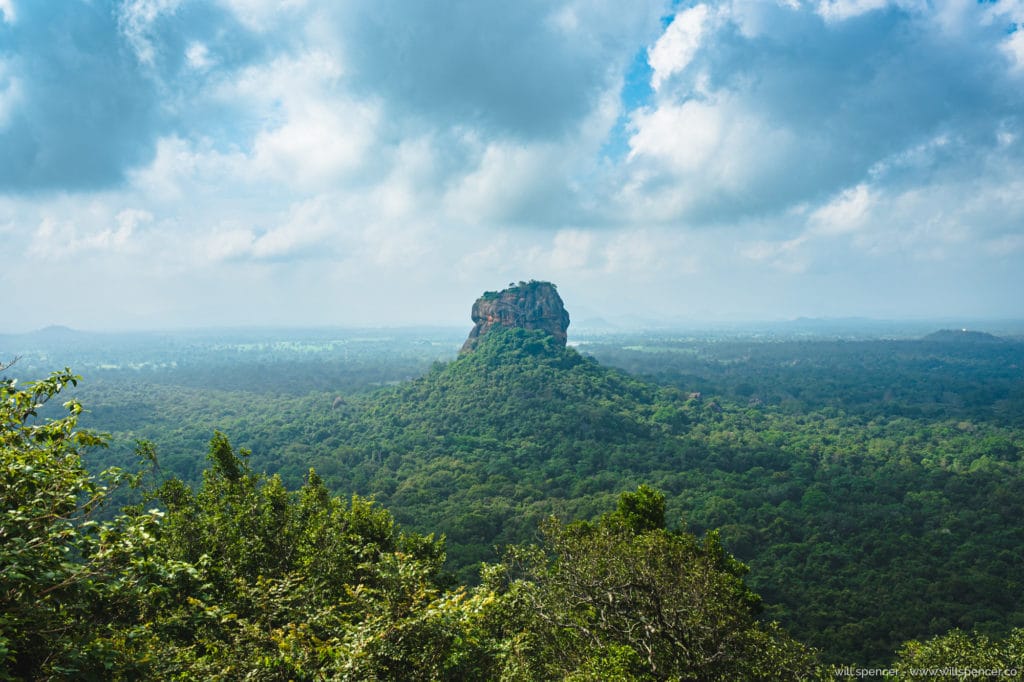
923;328;1003;343
0;325;85;343
322;328;689;570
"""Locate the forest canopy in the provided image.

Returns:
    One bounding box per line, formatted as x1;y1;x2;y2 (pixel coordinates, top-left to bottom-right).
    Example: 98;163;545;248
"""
3;326;1024;675
1;370;829;679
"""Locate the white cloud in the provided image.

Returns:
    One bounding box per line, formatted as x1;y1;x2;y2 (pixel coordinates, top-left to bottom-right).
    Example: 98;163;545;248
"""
601;229;695;275
547;229;594;270
815;0;937;24
185;42;213;71
195;225;255;263
219;0;308;31
0;0;15;24
28;207;150;259
547;5;580;34
789;156;1024;264
985;233;1024;256
454;236;512;282
815;0;889;23
997;126;1017;149
128;136;231;203
118;0;183;65
809;184;873;235
1003;29;1024;73
365;137;439;221
628;99;722;173
3;0;1024;328
218;51;379;191
728;0;802;38
251;99;378;189
739;236;810;274
363;223;432;269
734;160;1023;273
250;198;338;259
0;59;21;128
877;193;970;260
648;5;710;92
443;140;565;224
622;94;800;223
114;208;152;241
867;134;951;180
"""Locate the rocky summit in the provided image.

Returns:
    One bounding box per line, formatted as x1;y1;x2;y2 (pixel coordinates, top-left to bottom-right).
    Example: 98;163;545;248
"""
460;280;570;353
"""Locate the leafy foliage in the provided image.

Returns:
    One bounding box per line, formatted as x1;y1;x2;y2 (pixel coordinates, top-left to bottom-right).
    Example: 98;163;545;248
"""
497;488;825;680
893;628;1024;680
139;431;497;679
2;376;831;679
0;369;169;678
4;363;1022;677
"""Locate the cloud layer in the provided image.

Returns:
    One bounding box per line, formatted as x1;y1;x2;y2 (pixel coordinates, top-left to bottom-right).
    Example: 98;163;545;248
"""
1;0;1022;330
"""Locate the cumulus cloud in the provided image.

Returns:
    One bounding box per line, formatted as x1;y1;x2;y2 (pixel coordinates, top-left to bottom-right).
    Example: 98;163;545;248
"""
118;0;184;66
628;99;722;173
546;229;595;270
250;94;378;190
809;184;874;236
621;93;803;224
28;207;150;259
1003;28;1024;72
0;0;15;24
648;4;710;92
618;0;1024;230
0;0;271;191
0;58;21;127
219;0;309;31
1;0;1022;329
815;0;891;23
322;0;659;140
0;3;164;189
444;140;573;225
185;42;213;71
740;235;810;274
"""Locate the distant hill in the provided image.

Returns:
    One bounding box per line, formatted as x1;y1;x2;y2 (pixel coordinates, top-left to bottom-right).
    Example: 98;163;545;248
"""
322;327;688;570
922;328;1003;343
0;325;92;343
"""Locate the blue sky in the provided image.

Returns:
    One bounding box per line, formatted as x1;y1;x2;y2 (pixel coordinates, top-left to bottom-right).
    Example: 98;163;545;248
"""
1;0;1023;331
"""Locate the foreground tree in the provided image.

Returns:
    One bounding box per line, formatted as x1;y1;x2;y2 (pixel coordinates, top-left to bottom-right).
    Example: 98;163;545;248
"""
141;431;502;679
494;485;827;680
0;371;495;680
0;369;176;678
892;628;1024;680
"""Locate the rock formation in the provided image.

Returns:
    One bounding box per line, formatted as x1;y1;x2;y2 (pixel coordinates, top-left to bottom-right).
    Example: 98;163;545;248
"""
460;281;570;353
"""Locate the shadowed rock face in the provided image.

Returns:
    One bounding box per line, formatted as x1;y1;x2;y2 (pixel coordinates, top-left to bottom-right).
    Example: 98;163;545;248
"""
460;281;570;353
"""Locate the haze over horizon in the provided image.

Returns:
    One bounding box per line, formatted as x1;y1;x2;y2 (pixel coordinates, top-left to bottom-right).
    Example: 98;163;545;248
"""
2;1;1023;332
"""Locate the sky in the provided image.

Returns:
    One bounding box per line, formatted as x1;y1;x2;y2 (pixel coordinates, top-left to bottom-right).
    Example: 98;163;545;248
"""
1;0;1023;332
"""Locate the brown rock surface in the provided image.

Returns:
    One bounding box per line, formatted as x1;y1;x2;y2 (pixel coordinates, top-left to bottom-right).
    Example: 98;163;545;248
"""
460;281;570;353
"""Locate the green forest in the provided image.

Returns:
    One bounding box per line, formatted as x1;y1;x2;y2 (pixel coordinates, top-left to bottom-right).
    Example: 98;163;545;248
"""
3;325;1024;679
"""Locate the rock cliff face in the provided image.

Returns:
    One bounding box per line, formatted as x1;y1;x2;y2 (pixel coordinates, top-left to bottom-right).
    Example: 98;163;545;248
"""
460;281;570;353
